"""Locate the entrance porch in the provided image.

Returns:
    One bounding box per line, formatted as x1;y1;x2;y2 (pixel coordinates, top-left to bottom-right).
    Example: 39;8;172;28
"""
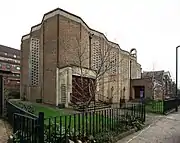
56;66;96;107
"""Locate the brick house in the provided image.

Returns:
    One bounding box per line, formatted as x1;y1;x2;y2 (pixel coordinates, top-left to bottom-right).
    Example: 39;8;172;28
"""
21;8;141;107
131;70;173;100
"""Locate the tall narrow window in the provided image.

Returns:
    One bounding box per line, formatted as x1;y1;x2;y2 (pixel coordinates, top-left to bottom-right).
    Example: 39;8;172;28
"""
29;38;40;86
92;40;101;70
110;51;117;74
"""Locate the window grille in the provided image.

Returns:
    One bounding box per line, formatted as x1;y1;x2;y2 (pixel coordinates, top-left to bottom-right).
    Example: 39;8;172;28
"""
29;38;40;86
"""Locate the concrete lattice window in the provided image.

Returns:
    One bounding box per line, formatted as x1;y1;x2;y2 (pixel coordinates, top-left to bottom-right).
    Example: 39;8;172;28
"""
110;51;117;74
92;41;101;70
29;38;40;86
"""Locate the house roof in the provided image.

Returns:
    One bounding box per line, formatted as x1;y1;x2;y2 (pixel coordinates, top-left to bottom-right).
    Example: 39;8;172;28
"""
142;70;164;83
0;44;20;56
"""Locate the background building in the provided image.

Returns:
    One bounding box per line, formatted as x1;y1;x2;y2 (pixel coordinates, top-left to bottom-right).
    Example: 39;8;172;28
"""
0;45;20;91
21;8;141;106
131;70;174;100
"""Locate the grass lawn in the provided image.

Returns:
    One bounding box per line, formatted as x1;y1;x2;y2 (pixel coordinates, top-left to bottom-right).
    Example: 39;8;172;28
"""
125;101;164;114
10;100;144;141
11;100;115;134
12;100;77;118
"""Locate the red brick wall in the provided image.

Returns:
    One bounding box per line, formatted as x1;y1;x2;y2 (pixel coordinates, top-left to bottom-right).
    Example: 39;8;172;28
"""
43;16;58;104
20;38;30;99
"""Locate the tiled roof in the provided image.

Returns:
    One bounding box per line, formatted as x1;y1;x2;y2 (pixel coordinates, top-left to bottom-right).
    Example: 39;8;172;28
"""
142;70;164;83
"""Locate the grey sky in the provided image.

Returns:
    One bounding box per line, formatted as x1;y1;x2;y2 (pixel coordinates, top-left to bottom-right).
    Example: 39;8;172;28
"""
0;0;180;81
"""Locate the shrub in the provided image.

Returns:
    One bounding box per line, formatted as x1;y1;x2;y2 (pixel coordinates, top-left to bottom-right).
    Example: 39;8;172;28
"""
36;99;42;103
12;101;35;114
9;91;20;99
94;131;116;143
144;97;153;104
120;113;143;131
44;121;75;143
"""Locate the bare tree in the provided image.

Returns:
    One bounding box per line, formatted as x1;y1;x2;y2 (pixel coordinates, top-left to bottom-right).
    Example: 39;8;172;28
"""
152;80;164;100
70;36;120;109
142;75;165;101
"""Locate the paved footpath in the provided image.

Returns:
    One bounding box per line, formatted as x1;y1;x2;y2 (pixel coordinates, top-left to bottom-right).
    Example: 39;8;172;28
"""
117;111;180;143
0;119;9;143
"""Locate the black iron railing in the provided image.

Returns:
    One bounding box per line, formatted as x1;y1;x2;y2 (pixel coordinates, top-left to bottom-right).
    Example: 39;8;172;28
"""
142;98;180;115
42;104;145;142
6;97;180;143
6;100;37;126
145;100;164;114
163;98;180;114
7;101;145;143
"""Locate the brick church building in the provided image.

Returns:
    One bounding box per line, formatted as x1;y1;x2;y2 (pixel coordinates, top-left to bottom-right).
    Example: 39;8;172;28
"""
21;8;141;107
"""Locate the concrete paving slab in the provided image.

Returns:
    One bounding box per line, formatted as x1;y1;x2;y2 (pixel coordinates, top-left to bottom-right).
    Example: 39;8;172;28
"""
117;111;180;143
0;119;8;143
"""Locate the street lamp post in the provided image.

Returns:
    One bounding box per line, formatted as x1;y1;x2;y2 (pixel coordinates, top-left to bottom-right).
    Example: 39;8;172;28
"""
175;45;180;112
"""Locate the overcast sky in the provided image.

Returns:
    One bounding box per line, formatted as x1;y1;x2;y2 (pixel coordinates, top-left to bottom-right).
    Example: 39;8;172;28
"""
0;0;180;82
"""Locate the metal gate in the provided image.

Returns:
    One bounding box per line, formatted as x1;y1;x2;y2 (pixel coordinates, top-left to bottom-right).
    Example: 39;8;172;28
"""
13;112;44;143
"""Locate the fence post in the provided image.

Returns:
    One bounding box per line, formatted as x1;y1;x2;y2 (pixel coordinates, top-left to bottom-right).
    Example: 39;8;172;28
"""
131;104;133;116
175;98;178;112
140;103;143;121
144;103;146;121
163;100;165;115
38;112;44;143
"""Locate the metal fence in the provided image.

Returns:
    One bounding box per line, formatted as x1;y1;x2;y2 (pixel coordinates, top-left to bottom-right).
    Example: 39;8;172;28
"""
141;98;180;114
6;98;180;142
13;113;40;143
145;100;164;114
6;101;145;143
6;100;37;126
43;104;145;142
113;98;180;115
164;98;180;114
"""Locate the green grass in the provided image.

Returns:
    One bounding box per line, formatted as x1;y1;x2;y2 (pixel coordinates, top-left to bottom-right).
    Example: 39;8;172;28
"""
11;100;143;140
124;101;164;114
30;102;117;136
145;100;164;114
44;112;114;135
12;101;114;131
14;100;76;118
32;103;71;117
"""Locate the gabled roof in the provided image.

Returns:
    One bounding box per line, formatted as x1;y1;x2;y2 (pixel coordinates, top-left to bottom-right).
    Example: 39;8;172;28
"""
142;70;164;83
